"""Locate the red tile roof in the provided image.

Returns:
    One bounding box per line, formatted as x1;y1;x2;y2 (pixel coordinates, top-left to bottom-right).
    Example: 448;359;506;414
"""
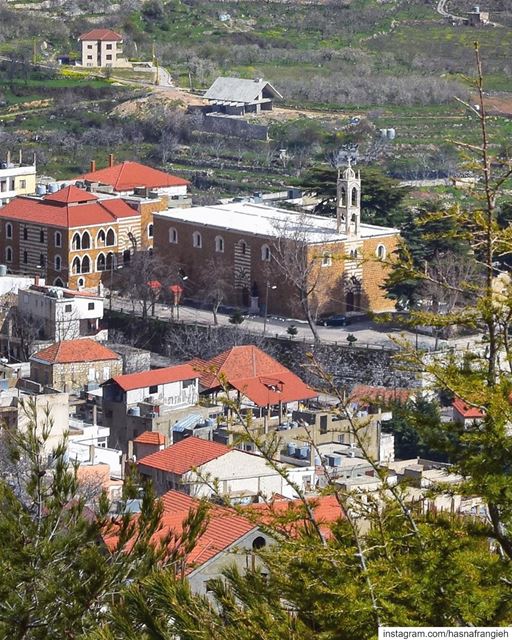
79;28;123;41
192;345;317;406
32;339;120;364
104;490;256;571
350;385;412;406
453;398;485;420
74;161;189;191
248;494;344;539
137;436;230;475
42;185;98;204
110;363;198;392
133;431;166;446
0;188;137;228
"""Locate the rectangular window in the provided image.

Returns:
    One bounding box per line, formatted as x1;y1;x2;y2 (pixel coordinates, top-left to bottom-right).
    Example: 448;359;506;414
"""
19;180;26;189
106;44;112;50
87;44;93;49
106;55;112;61
88;302;95;310
65;304;72;313
87;55;93;60
149;385;158;394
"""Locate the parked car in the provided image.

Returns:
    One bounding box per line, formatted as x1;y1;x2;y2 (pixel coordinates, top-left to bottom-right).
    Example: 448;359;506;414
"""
316;314;350;327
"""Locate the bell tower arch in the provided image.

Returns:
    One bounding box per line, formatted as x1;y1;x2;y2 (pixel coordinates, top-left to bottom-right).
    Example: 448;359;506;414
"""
336;161;361;238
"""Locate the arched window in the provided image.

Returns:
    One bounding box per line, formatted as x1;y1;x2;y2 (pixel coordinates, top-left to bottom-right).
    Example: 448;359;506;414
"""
39;254;45;268
23;250;28;264
81;255;91;273
23;227;28;241
39;229;44;244
349;248;358;259
5;247;12;263
106;252;115;270
252;536;266;550
148;223;154;238
81;231;91;250
239;240;247;255
215;235;224;253
351;187;358;207
97;230;106;246
169;227;178;244
77;277;85;288
106;228;115;246
55;255;61;271
72;256;81;274
376;244;386;260
72;233;81;251
192;231;202;249
340;186;346;206
55;231;62;248
54;278;64;287
261;244;271;262
6;223;12;240
322;252;332;267
123;249;131;264
96;253;106;271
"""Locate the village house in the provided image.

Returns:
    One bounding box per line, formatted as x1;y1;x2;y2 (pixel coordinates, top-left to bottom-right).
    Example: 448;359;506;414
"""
78;28;131;69
102;363;204;452
204;77;282;116
0;151;37;207
136;435;315;501
17;284;107;342
452;397;485;428
73;157;190;205
153;166;399;318
192;344;317;429
0;184;145;290
30;338;122;392
133;430;166;460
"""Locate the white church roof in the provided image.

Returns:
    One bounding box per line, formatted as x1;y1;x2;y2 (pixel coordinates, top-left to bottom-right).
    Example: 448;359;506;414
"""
154;202;397;244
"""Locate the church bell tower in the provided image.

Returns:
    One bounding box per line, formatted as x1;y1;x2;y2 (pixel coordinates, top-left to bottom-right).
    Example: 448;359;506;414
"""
336;161;361;238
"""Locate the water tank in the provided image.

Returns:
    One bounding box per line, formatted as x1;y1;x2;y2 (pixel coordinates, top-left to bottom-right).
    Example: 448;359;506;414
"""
128;406;141;417
326;454;342;467
387;128;396;140
297;446;310;460
35;184;47;196
314;454;321;466
48;182;59;193
380;128;388;138
0;265;7;277
287;442;296;457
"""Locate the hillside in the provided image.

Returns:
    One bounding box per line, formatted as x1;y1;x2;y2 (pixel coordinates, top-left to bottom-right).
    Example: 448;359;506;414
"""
0;0;511;200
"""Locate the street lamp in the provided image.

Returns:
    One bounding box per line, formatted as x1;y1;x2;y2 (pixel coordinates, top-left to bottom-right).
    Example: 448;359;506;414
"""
263;281;277;336
170;271;188;320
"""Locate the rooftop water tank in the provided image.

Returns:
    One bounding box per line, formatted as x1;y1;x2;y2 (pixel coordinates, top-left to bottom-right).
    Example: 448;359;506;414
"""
387;128;396;140
47;182;59;193
287;442;296;457
35;184;47;196
128;406;141;417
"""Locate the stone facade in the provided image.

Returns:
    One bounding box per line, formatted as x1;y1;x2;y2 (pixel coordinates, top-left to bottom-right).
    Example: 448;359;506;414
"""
153;169;398;319
31;356;122;392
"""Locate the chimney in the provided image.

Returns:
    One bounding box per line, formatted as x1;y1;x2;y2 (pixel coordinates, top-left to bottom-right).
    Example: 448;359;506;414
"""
89;444;95;465
127;439;134;460
108;153;114;168
90;159;96;172
34;275;40;286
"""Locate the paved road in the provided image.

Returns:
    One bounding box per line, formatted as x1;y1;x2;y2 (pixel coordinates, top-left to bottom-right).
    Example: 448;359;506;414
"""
110;296;478;352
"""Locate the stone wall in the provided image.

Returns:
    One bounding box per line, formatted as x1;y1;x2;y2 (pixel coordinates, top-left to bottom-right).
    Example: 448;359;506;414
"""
106;312;419;390
189;111;269;141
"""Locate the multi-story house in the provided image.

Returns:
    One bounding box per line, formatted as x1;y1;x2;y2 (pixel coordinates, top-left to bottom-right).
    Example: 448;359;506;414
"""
102;363;203;451
0;184;144;289
0;151;36;206
153;166;399;318
17;284;107;342
78;29;130;68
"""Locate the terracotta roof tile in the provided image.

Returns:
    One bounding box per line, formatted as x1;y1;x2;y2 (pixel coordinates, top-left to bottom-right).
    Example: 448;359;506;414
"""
133;431;166;445
137;436;229;475
0;188;138;228
453;398;485;420
103;489;256;571
79;29;123;41
110;363;198;392
194;345;316;406
32;339;120;364
248;494;343;539
75;161;189;191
